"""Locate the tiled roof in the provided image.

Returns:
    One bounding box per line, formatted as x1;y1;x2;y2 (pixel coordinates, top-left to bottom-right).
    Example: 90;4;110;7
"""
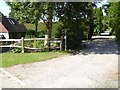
0;13;27;33
0;22;8;33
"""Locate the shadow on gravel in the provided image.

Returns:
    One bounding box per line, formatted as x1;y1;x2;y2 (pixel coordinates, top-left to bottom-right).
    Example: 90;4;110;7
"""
75;39;118;55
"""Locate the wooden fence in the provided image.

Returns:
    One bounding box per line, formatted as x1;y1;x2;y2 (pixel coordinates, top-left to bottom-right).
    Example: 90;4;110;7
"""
0;37;63;53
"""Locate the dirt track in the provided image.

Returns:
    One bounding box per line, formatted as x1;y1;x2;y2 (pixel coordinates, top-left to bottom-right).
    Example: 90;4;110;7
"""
1;38;119;88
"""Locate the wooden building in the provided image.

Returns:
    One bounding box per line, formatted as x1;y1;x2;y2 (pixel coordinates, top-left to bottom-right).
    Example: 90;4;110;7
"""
0;13;27;39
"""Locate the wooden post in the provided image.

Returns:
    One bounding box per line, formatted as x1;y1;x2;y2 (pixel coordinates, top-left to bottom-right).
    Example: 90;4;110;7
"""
64;30;67;51
21;37;24;53
44;35;50;51
60;37;63;51
44;35;47;46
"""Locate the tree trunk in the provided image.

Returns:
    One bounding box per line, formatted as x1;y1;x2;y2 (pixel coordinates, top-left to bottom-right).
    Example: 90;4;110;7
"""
88;3;94;40
45;19;52;50
35;17;38;33
45;5;53;50
88;19;94;40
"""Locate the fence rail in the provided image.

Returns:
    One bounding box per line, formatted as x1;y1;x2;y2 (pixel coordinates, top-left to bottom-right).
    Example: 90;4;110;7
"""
0;37;63;53
0;38;46;41
24;38;45;41
0;39;21;41
0;45;22;48
0;38;61;41
0;46;44;50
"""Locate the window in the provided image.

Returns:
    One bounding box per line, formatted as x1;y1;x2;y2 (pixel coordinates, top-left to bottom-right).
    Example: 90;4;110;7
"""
8;19;15;24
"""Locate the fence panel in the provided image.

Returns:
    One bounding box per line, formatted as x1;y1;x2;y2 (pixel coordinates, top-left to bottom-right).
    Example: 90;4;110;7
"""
0;37;62;53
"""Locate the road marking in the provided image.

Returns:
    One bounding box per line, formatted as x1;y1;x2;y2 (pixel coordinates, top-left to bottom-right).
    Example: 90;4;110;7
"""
0;68;25;86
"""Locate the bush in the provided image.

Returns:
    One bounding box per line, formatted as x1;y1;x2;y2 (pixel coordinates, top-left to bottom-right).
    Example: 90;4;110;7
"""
10;48;22;53
25;29;36;38
67;21;84;49
25;29;45;38
115;26;120;45
24;23;46;38
24;40;44;48
52;22;63;38
35;31;45;38
32;40;44;48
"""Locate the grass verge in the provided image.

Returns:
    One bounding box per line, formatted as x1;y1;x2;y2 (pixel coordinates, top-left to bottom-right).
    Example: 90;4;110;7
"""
0;51;68;68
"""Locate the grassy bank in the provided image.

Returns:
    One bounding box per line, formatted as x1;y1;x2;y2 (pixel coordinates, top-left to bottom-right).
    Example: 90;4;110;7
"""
24;23;46;31
24;22;62;38
0;52;68;68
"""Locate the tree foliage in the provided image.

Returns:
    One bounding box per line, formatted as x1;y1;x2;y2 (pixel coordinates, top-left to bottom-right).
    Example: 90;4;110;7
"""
94;7;103;35
7;2;120;50
6;2;42;32
56;2;92;49
102;2;120;44
7;2;56;48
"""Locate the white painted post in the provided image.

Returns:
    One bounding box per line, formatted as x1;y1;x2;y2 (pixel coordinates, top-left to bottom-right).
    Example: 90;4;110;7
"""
60;42;62;51
44;35;48;47
21;37;24;53
60;37;63;51
64;30;67;51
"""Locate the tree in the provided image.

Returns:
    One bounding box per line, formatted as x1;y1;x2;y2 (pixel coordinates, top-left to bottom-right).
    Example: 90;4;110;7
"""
56;2;92;49
108;2;120;44
41;2;56;48
103;2;120;43
85;2;97;40
9;10;15;18
94;7;103;35
7;2;56;49
7;2;42;32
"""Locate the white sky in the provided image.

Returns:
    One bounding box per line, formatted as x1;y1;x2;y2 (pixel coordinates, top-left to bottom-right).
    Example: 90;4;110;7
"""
97;0;108;8
0;0;11;17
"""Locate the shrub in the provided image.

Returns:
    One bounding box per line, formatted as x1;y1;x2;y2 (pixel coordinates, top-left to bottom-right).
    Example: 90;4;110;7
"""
32;40;44;48
52;22;63;38
115;27;120;45
10;48;22;53
24;23;46;38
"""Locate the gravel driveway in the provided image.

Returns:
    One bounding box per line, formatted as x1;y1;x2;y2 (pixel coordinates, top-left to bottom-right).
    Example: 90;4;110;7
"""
2;38;119;88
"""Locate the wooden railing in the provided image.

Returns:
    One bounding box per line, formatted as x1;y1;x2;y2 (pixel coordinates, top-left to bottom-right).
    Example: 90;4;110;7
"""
0;37;63;53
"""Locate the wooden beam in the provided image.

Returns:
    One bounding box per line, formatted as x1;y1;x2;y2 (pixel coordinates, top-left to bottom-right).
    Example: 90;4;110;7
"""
0;46;22;48
0;39;21;41
21;37;24;53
